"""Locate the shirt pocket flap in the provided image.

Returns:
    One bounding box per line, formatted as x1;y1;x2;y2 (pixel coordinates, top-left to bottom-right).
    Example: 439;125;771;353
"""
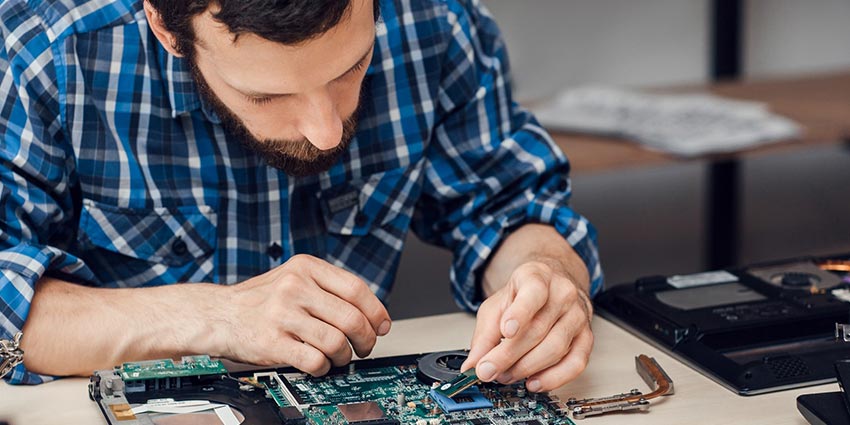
78;199;216;267
321;167;417;236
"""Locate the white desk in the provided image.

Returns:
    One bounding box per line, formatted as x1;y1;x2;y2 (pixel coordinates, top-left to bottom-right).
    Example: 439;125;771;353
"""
0;313;837;424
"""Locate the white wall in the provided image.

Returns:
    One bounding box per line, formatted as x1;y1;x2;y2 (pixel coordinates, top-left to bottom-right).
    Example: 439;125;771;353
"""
484;0;710;101
745;0;850;77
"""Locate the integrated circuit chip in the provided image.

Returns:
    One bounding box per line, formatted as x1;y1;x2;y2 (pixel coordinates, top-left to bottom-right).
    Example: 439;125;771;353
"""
429;386;493;413
338;401;386;422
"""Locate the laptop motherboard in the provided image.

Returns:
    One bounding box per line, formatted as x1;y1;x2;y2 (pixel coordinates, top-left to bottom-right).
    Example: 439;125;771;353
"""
89;350;575;425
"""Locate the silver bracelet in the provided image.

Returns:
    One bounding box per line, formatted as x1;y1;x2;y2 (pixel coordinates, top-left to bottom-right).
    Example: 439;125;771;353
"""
0;332;24;380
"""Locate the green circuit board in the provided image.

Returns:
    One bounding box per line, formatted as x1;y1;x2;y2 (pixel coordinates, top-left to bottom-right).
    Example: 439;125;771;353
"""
92;351;577;425
119;355;227;381
256;359;575;424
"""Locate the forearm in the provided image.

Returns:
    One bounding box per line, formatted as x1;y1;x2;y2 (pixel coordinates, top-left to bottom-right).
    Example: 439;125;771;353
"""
20;277;227;376
482;223;590;298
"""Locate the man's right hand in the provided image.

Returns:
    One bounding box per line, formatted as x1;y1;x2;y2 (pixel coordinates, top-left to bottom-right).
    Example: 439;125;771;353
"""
212;254;391;376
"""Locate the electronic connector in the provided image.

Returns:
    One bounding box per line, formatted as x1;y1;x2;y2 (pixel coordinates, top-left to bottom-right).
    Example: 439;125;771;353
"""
433;368;480;398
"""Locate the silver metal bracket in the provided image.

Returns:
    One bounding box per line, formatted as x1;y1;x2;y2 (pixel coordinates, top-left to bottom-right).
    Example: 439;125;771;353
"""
836;323;850;342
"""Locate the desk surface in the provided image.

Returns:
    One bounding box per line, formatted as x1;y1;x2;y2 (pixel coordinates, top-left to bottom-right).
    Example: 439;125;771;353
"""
552;70;850;174
0;312;835;424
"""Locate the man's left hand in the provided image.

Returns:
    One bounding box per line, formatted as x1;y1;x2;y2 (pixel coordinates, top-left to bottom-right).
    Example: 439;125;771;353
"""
461;261;593;393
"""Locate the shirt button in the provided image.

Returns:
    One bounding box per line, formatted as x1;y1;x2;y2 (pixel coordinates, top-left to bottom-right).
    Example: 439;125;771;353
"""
172;238;188;256
355;213;369;226
267;242;283;260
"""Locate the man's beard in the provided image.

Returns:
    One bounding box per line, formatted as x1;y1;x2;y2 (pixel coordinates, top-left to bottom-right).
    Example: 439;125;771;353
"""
189;61;360;177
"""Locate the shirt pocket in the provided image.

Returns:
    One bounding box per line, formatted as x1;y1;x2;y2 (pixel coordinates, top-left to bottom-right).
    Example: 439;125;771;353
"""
320;166;421;236
76;199;217;286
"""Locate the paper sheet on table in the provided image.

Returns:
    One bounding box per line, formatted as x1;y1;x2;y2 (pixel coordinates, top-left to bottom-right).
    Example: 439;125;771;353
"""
532;86;802;157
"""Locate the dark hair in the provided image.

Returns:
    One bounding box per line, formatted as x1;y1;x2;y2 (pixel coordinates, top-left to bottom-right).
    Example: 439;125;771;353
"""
147;0;379;57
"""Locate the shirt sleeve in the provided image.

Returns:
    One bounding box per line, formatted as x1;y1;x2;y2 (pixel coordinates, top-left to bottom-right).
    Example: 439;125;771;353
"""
410;0;603;312
0;5;94;384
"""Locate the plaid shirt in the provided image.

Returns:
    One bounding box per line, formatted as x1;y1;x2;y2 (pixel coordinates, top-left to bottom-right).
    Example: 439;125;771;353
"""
0;0;602;384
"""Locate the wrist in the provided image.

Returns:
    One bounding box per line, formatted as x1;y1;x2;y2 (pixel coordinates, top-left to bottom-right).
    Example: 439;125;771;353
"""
133;283;232;359
483;224;590;297
184;283;234;358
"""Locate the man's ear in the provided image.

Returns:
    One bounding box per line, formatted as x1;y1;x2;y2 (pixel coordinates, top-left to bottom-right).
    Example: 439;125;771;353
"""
143;0;183;57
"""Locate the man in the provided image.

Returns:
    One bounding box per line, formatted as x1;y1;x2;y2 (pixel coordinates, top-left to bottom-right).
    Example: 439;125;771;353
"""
0;0;602;393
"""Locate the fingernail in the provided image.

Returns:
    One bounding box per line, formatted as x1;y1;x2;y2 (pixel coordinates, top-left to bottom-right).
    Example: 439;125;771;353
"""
526;379;542;392
504;320;519;338
477;362;497;381
378;320;391;336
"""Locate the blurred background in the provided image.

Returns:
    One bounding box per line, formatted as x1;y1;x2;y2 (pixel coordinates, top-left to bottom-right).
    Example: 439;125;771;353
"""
388;0;850;319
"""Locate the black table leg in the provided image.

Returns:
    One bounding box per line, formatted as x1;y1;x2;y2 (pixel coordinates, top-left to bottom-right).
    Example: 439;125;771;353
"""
707;0;743;269
706;159;740;269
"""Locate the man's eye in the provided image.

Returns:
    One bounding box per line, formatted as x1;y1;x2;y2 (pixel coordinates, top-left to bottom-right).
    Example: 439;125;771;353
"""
349;61;366;75
247;96;274;105
338;61;367;81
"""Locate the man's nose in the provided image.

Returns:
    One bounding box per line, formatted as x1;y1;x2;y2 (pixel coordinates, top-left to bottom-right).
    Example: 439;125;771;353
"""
296;88;343;150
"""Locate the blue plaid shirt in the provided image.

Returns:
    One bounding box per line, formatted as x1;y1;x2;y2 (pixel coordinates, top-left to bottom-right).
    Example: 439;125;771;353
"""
0;0;602;384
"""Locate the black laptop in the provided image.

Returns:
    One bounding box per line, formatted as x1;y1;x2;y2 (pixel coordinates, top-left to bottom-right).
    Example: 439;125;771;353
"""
595;253;850;395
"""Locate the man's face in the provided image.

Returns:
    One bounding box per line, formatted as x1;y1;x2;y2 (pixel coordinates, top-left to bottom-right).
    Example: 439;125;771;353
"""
188;0;375;176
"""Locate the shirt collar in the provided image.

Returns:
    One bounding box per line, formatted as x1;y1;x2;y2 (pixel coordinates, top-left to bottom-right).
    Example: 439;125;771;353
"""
156;41;221;123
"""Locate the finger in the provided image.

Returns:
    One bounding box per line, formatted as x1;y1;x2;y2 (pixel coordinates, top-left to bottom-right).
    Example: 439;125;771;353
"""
461;297;504;373
475;302;561;382
304;286;378;358
500;312;586;383
279;335;332;377
525;327;594;392
295;255;392;336
500;268;549;339
293;316;354;368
